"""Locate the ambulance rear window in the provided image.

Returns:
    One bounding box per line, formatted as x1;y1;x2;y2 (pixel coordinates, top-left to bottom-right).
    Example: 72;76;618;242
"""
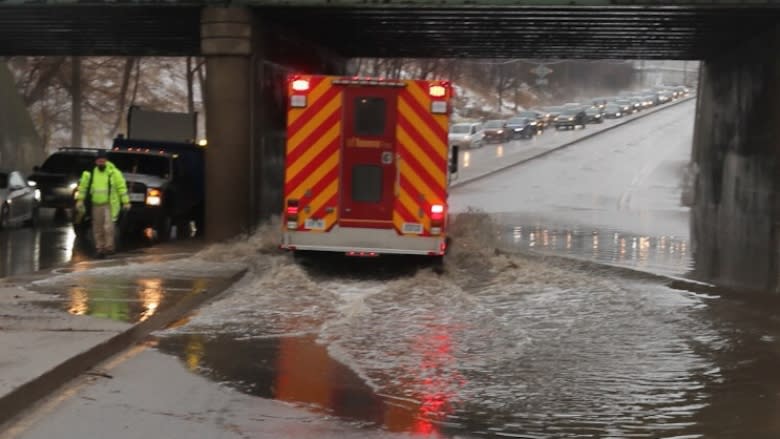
354;97;386;136
351;165;382;202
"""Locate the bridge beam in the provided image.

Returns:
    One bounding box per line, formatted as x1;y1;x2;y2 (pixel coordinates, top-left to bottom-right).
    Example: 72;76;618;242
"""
692;24;780;293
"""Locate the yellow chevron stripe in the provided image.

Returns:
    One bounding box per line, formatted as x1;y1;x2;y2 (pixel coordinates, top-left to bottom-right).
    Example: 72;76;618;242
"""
286;121;341;182
287;92;341;154
407;81;448;134
393;211;404;233
397;125;446;188
397;98;447;163
286;150;339;198
287;77;331;127
399;186;431;232
302;179;339;230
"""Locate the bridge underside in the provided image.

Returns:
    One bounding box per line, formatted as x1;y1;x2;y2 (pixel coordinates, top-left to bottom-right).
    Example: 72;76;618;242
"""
1;5;779;59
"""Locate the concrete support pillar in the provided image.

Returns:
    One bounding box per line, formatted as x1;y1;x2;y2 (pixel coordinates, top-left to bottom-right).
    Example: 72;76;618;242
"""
201;8;252;241
691;25;780;293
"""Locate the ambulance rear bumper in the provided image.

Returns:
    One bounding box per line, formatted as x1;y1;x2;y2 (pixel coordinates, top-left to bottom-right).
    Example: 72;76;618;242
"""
281;226;446;256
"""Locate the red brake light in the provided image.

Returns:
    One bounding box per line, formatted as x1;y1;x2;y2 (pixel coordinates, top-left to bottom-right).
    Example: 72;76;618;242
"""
429;85;446;97
286;206;299;216
430;204;445;222
292;79;310;92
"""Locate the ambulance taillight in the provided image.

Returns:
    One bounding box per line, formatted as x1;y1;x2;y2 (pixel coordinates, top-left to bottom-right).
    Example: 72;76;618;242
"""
430;204;445;235
286;199;299;229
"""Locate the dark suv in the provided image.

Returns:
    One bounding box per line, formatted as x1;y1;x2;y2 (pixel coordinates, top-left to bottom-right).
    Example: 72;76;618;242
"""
28;148;100;216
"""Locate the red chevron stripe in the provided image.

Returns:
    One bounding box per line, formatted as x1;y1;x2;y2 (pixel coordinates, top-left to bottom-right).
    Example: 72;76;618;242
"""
285;138;340;195
396;105;447;171
287;82;341;135
286;111;341;171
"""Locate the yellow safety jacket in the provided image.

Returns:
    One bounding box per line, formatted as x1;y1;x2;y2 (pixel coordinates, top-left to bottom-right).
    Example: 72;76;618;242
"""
76;161;130;222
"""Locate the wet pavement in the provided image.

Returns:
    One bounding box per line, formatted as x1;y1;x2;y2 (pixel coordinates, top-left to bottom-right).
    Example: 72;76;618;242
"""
452;99;695;278
146;99;780;438
0;212;80;279
10;99;780;438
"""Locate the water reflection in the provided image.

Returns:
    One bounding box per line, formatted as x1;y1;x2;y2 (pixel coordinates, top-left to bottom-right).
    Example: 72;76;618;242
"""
0;221;76;279
158;332;465;437
39;277;212;323
503;223;692;278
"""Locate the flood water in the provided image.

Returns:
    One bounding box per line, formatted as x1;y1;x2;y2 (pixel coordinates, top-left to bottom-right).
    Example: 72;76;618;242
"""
152;220;780;438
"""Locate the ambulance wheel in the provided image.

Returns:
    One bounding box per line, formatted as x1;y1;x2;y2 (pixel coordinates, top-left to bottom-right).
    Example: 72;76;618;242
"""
431;256;445;275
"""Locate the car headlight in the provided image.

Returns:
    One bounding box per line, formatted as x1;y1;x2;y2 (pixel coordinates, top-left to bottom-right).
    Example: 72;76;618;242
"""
146;188;162;206
616;113;621;116
497;130;504;134
27;180;37;187
34;189;41;202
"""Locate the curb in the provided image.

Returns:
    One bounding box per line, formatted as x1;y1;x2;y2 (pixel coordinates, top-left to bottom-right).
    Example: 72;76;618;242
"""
451;96;696;189
0;268;247;428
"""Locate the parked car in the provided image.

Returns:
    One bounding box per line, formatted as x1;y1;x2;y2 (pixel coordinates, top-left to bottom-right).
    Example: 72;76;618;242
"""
603;103;624;119
585;107;604;124
0;170;39;229
506;117;536;139
449;122;485;149
482;119;509;143
28;148;101;217
554;109;587;130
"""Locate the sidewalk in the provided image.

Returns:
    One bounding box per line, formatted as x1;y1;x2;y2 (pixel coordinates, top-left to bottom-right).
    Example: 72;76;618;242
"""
0;250;246;427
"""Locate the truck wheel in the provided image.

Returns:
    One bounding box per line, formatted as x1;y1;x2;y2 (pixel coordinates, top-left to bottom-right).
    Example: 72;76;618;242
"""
175;217;192;239
156;216;172;242
0;204;9;230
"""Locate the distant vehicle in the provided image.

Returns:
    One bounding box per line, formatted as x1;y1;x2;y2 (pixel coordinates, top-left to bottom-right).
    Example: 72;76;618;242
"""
482;119;510;143
614;99;635;114
0;170;39;229
28;148;100;216
515;110;546;130
585;107;604;124
449;122;485;149
506;117;536;139
603;103;624;119
591;98;608;110
554;108;587;130
108;139;205;241
542;106;565;124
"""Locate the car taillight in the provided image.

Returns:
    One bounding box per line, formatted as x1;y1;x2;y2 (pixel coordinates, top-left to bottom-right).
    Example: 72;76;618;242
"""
286;199;299;230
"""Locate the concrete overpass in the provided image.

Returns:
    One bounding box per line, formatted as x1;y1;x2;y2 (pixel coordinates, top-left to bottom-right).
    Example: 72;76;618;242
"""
0;0;778;292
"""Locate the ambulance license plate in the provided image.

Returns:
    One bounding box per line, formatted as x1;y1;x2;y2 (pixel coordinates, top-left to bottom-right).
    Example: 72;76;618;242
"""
129;193;145;202
402;223;423;234
305;218;325;230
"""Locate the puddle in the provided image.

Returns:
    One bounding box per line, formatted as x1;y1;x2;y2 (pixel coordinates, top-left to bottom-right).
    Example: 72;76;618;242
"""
157;334;454;436
33;277;213;323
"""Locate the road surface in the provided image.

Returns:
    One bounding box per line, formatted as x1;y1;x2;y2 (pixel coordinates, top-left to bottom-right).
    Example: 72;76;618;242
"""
8;99;780;439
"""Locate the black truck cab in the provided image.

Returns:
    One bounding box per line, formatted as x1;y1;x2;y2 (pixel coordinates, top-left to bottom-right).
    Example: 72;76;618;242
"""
110;138;205;240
